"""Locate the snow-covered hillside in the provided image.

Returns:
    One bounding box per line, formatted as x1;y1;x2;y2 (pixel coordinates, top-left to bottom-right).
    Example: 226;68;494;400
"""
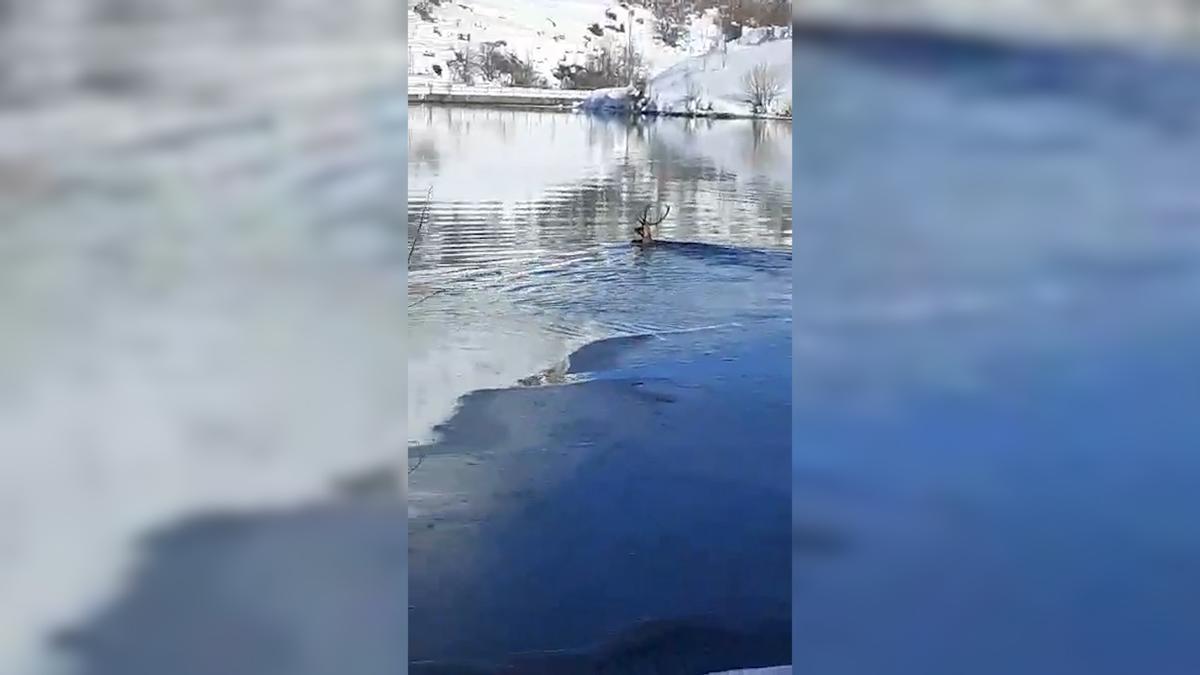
646;38;791;116
579;38;792;118
407;0;735;88
408;1;795;117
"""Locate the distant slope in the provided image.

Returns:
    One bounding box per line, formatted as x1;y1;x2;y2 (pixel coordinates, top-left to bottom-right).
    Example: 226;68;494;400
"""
647;38;792;116
579;36;792;118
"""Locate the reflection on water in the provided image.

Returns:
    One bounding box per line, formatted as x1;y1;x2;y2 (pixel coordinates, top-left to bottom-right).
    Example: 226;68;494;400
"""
407;106;792;446
406;106;792;667
794;32;1200;675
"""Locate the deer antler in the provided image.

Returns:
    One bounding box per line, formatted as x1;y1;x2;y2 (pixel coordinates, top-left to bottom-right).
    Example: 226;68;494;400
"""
648;204;670;226
637;203;670;228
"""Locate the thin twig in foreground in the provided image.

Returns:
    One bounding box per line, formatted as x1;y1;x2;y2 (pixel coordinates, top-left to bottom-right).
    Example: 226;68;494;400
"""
409;186;434;265
408;287;450;309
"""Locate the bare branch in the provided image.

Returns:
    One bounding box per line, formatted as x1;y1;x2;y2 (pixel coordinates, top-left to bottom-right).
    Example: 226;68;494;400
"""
408;287;449;309
408;446;424;475
409;186;433;266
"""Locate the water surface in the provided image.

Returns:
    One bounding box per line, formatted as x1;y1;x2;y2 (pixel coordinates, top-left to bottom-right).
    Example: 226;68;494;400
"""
407;106;793;668
407;106;792;445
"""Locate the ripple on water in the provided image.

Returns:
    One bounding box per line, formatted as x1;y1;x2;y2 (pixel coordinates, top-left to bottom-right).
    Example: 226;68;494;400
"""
407;107;792;446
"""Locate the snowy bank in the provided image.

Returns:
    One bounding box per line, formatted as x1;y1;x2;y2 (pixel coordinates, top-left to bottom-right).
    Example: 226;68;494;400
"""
575;40;792;119
647;39;792;118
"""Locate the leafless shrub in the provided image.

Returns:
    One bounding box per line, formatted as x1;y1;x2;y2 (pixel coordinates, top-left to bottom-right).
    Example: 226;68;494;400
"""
484;46;546;87
558;42;645;89
506;52;547;88
448;45;476;85
448;42;546;87
742;62;784;114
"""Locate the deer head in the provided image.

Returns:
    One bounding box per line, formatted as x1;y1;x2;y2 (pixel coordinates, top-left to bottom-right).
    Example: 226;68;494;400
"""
634;203;670;240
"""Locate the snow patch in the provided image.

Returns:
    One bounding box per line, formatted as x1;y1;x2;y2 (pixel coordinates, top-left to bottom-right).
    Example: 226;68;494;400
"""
644;39;793;118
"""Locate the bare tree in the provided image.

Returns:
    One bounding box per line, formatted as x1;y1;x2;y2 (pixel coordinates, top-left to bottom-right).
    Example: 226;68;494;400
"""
448;44;477;85
476;40;505;81
742;62;784;114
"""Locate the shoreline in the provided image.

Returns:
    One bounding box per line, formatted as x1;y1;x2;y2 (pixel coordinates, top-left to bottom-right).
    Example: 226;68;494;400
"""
407;96;577;112
408;97;791;121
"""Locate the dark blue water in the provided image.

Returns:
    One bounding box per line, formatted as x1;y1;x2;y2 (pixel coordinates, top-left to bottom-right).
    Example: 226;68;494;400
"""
794;30;1200;675
403;106;794;670
408;242;792;671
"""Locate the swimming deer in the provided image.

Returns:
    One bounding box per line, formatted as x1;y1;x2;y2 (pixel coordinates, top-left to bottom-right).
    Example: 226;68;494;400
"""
632;203;670;245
